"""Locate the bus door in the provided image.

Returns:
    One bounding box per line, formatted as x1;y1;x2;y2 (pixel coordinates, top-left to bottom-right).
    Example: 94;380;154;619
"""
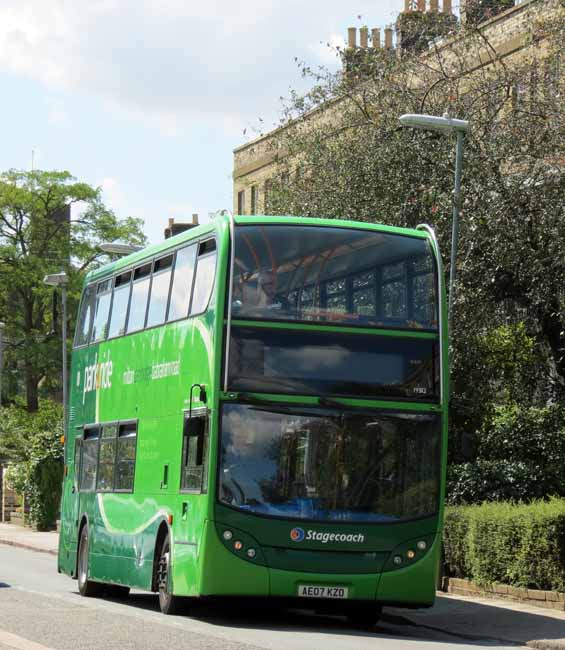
60;432;82;561
178;407;209;561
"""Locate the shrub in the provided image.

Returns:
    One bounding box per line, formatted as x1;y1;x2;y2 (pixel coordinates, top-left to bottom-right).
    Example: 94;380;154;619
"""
443;499;565;592
0;400;63;530
447;403;565;505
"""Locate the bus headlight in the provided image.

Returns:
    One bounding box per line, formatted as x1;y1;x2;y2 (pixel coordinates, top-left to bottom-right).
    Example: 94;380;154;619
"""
223;530;233;541
417;540;427;551
393;555;403;565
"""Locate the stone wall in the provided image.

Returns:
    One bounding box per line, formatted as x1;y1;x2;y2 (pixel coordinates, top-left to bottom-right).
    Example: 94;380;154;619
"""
0;464;22;523
442;577;565;612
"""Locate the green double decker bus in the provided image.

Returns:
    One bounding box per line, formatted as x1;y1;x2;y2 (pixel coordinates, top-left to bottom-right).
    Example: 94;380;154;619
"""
58;214;447;624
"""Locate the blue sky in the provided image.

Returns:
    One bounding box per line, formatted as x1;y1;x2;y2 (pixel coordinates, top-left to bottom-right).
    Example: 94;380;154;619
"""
0;0;406;244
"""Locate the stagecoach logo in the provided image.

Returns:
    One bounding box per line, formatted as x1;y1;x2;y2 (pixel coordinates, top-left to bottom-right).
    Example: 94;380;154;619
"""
82;352;113;404
290;527;365;544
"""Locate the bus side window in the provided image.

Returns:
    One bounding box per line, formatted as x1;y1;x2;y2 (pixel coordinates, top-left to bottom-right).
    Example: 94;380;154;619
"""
79;425;100;492
74;284;96;347
168;244;197;322
146;254;174;327
127;263;151;333
181;412;208;492
190;239;217;315
96;423;118;491
108;271;132;339
115;422;137;492
91;280;112;342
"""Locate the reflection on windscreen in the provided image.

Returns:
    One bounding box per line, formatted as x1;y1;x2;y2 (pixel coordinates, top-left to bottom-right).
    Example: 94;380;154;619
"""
219;404;441;522
232;225;437;330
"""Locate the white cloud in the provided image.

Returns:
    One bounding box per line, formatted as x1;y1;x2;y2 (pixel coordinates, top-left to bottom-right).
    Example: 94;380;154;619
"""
309;33;347;66
0;0;404;138
99;176;125;211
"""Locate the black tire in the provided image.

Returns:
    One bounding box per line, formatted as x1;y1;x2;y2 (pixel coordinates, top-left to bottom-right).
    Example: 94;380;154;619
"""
77;525;102;597
346;604;382;628
157;534;185;615
105;584;131;599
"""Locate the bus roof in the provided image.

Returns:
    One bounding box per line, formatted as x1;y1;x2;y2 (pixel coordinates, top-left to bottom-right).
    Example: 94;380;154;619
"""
86;214;430;284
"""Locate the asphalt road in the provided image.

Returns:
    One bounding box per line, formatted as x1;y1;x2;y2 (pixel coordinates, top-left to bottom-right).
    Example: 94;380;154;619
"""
0;546;524;650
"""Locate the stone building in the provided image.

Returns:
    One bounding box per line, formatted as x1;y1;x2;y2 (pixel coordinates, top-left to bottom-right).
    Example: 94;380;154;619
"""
232;0;561;214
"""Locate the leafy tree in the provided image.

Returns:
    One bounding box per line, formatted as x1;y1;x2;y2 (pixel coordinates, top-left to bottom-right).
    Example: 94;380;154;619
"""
263;2;565;461
1;400;63;530
0;170;146;411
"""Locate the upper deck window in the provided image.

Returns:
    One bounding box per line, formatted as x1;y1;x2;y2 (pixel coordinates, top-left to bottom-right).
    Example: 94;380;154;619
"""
74;284;95;347
108;271;132;339
146;254;173;327
127;263;151;333
190;239;217;315
168;244;197;322
91;280;112;342
231;225;437;331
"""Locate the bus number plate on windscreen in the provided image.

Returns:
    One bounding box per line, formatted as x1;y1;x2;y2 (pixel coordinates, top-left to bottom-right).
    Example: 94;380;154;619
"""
298;585;348;599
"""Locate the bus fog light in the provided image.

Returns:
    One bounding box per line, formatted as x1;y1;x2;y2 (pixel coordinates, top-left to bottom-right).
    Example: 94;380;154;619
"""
407;550;416;560
417;540;427;551
393;555;403;565
223;530;233;541
234;540;243;551
247;548;256;559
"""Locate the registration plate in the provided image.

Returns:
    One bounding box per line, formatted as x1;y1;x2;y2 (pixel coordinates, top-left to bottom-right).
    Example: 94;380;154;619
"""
297;585;349;599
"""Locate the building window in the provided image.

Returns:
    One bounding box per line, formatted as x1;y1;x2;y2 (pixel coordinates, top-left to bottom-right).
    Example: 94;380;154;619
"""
250;186;258;215
237;190;246;215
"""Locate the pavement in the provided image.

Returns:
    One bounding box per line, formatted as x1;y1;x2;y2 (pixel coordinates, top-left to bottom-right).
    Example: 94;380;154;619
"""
0;522;564;650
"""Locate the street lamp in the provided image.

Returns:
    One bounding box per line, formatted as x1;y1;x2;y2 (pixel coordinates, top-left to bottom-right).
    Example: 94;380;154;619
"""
43;272;69;452
0;321;5;406
399;113;470;322
98;243;143;256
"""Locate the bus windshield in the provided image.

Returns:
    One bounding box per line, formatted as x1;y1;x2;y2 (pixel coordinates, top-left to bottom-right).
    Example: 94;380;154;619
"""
231;224;437;330
219;404;441;523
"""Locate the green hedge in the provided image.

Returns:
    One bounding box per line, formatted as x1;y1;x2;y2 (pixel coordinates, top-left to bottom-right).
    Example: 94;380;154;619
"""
443;499;565;592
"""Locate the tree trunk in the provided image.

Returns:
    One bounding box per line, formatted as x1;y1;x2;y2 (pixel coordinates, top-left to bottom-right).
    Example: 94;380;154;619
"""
25;364;39;412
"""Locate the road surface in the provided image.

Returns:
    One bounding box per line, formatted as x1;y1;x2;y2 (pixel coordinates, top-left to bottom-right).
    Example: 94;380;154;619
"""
0;545;523;650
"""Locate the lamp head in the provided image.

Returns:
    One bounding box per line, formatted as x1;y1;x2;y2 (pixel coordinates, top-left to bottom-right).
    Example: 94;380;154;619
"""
43;272;69;287
399;113;470;134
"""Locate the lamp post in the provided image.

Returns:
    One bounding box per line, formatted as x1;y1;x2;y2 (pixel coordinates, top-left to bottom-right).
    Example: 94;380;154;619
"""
0;321;5;406
43;272;69;453
399;113;470;322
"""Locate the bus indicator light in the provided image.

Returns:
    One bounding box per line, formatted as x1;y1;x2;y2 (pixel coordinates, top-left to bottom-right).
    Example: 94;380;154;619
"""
234;541;243;551
407;550;416;560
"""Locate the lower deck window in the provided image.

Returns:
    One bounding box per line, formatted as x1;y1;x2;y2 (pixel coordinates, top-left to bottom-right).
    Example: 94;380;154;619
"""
76;420;137;493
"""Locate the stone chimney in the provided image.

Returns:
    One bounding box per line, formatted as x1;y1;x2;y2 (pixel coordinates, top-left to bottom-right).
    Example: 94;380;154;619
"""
372;28;381;48
164;215;199;240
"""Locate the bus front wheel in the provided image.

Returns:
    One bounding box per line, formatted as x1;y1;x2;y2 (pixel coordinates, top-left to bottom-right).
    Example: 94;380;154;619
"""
157;533;185;615
77;525;102;598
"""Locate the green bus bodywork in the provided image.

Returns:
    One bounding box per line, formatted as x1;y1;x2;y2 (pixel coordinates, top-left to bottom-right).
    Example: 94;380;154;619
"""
58;214;448;613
